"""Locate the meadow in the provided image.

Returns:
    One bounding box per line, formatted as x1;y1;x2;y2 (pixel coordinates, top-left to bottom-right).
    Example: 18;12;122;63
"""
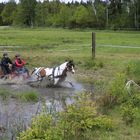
0;27;140;82
0;27;140;140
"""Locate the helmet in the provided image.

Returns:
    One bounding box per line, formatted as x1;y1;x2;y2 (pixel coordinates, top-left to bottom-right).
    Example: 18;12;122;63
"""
3;52;8;57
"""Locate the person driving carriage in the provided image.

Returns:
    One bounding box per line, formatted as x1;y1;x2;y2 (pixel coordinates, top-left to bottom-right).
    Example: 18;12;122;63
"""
14;54;30;77
0;53;13;78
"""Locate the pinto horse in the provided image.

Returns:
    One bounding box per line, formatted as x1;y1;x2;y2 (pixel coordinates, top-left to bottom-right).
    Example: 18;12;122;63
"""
30;60;75;86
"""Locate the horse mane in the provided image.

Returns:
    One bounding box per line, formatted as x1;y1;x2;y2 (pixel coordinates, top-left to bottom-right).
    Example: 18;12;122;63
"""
67;60;75;67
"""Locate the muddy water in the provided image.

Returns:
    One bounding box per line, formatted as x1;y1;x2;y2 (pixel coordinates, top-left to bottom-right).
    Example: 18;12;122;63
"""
0;79;93;140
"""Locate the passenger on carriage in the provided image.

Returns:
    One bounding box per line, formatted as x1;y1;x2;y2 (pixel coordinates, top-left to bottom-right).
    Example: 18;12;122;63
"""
0;53;13;78
14;54;30;77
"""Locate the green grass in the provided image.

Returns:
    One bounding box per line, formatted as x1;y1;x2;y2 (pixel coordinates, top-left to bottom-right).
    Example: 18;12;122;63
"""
16;91;39;102
1;27;140;77
0;27;140;87
125;60;140;82
0;27;140;48
97;107;140;140
0;27;140;139
0;27;140;89
0;88;11;100
0;88;39;102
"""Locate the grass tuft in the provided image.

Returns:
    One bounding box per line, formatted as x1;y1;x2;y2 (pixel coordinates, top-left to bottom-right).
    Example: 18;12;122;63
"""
0;88;11;100
17;91;39;102
125;60;140;81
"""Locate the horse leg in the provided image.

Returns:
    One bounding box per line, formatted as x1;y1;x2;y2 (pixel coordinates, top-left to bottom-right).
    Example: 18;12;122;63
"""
37;77;44;87
68;81;74;87
63;80;74;87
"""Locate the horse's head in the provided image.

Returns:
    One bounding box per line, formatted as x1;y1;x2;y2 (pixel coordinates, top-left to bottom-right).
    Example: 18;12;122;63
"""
66;60;75;74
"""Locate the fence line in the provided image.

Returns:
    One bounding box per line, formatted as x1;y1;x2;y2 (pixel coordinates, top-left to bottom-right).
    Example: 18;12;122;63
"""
0;44;140;53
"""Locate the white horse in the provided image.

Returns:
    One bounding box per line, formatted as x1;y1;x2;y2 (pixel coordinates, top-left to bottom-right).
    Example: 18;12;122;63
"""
30;60;75;87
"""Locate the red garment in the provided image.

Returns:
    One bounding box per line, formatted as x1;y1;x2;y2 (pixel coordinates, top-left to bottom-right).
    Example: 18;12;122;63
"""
15;58;26;68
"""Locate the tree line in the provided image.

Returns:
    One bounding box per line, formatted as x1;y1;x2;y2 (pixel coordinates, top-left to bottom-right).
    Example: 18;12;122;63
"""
0;0;140;30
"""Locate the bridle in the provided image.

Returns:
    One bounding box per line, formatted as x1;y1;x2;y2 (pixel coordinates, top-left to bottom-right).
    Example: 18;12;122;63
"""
66;61;75;73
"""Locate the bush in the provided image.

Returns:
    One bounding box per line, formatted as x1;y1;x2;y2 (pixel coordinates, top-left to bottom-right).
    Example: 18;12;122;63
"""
109;73;127;104
18;93;114;140
121;103;138;126
97;93;118;114
125;60;140;81
131;94;140;107
17;113;53;140
97;73;129;114
125;84;140;107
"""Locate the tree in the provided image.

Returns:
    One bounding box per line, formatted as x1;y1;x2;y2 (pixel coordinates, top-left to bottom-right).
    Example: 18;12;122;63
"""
45;0;61;26
11;0;139;29
0;3;5;25
95;2;106;28
1;1;16;25
131;0;139;29
35;2;48;26
74;5;95;27
57;4;73;27
14;0;37;27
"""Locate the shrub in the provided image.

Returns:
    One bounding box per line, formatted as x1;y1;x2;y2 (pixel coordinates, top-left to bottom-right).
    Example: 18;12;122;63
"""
97;73;128;113
125;85;140;107
121;103;138;126
18;93;114;140
51;93;114;139
125;61;135;76
125;60;140;81
92;116;114;130
97;93;118;114
109;73;127;104
131;94;140;107
18;113;53;140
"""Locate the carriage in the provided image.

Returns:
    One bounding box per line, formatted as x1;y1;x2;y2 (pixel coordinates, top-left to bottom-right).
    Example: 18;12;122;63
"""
0;66;29;81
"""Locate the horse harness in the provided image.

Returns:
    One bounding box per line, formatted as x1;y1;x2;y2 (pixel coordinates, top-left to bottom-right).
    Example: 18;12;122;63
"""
31;67;46;81
49;66;67;84
33;66;67;84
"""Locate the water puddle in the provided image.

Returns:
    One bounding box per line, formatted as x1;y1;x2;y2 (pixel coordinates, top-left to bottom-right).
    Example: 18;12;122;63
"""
0;78;94;139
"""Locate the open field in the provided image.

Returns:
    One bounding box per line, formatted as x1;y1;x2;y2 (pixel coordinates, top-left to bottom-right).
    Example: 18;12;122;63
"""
0;27;140;82
0;27;140;139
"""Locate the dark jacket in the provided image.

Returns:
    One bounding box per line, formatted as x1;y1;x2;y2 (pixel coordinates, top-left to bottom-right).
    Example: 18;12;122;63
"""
1;57;12;67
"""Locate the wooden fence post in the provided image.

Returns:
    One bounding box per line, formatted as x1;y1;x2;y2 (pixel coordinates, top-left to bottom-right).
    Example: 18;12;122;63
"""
92;32;96;59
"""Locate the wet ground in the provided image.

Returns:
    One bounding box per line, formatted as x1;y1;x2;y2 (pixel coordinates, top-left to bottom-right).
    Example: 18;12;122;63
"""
0;77;94;139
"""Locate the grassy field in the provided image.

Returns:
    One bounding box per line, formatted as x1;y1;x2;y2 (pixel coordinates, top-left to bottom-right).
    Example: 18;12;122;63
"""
1;27;140;95
0;27;140;139
0;27;140;81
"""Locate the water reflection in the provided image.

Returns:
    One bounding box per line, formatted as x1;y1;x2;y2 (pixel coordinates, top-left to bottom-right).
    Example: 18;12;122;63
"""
0;81;93;140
